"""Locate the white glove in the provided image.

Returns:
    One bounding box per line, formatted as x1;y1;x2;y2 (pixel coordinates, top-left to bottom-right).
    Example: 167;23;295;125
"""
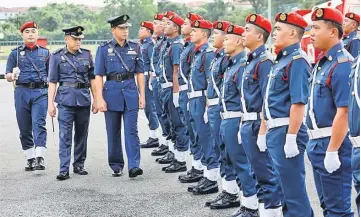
324;151;341;173
237;123;242;144
203;107;209;123
149;81;153;91
257;135;267;152
12;67;20;80
284;134;300;158
173;92;180;108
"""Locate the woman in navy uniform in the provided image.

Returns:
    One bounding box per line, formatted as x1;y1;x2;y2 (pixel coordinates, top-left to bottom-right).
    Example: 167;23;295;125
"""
5;21;49;172
48;26;97;181
342;12;360;58
307;7;354;216
94;15;145;178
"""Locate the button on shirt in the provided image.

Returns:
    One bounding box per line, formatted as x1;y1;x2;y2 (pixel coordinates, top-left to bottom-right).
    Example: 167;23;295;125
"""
241;45;272;113
305;43;353;129
264;43;311;120
207;48;228;100
6;45;49;83
48;47;94;107
220;51;246;112
188;43;215;91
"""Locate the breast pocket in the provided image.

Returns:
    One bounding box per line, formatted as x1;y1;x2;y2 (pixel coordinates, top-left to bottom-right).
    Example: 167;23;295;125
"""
59;62;73;76
126;54;137;71
106;57;117;72
314;78;332;98
79;60;90;73
243;74;257;91
36;57;46;70
272;70;288;91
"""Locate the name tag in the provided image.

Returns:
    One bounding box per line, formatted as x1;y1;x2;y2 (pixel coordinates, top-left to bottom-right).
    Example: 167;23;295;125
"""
127;50;137;55
107;53;115;56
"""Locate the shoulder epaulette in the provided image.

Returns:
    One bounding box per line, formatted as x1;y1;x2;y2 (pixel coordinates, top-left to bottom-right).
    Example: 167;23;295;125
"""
293;54;302;60
173;39;184;45
260;51;273;62
37;45;49;50
52;48;63;55
336;49;353;63
100;40;111;47
206;47;214;52
11;45;24;51
80;48;90;52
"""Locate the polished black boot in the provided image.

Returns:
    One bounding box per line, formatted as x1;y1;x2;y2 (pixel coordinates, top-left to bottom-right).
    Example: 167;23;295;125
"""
156;151;174;164
210;191;240;209
25;158;36;171
140;137;160;148
187;177;206;192
34;157;45;170
56;172;70;181
151;144;169;156
164;160;187;173
179;167;203;183
73;166;88;175
192;178;218;195
230;206;259;217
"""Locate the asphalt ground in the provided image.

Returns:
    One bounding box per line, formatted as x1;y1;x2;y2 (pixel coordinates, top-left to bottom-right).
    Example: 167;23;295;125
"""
0;80;357;217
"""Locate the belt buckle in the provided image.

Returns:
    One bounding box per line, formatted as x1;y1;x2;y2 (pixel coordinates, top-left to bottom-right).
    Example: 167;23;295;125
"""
116;74;122;82
29;82;35;89
76;82;81;88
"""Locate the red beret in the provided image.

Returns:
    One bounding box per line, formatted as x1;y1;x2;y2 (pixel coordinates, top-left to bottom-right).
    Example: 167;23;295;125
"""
213;21;232;32
140;21;154;31
186;12;203;21
226;24;245;36
154;13;164;21
275;12;308;29
191;20;213;30
311;7;344;25
245;14;272;33
169;14;184;27
20;21;39;33
164;11;176;19
346;12;360;24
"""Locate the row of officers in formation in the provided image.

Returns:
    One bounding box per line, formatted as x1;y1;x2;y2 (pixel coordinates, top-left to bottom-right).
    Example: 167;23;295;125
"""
4;6;360;217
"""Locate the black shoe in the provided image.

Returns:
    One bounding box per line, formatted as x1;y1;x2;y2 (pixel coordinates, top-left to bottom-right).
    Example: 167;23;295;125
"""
187;177;206;192
230;206;259;217
34;157;45;170
179;167;203;183
205;191;227;206
56;172;70;181
151;144;169;156
141;137;160;148
192;178;218;195
25;158;36;171
156;151;174;164
129;167;143;178
165;160;187;173
112;169;123;177
73;167;88;175
210;191;240;209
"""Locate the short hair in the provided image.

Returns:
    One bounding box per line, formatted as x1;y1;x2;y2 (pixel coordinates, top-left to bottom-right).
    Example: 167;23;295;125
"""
172;23;181;35
201;29;211;38
326;21;343;39
148;29;154;35
255;26;269;43
294;26;305;40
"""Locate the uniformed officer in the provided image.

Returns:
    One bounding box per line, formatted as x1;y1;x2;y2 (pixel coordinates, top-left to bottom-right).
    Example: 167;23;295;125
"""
153;11;178;163
158;14;191;173
177;12;205;183
349;56;360;216
219;24;259;217
204;20;242;210
242;13;284;216
5;21;49;171
307;8;354;216
265;12;314;217
187;19;219;195
342;12;360;58
48;26;97;180
150;13;172;156
94;15;145;178
138;21;160;149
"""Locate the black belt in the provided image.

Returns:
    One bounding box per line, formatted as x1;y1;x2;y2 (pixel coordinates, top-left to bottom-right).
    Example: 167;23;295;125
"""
59;82;90;89
106;73;135;82
16;82;48;89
